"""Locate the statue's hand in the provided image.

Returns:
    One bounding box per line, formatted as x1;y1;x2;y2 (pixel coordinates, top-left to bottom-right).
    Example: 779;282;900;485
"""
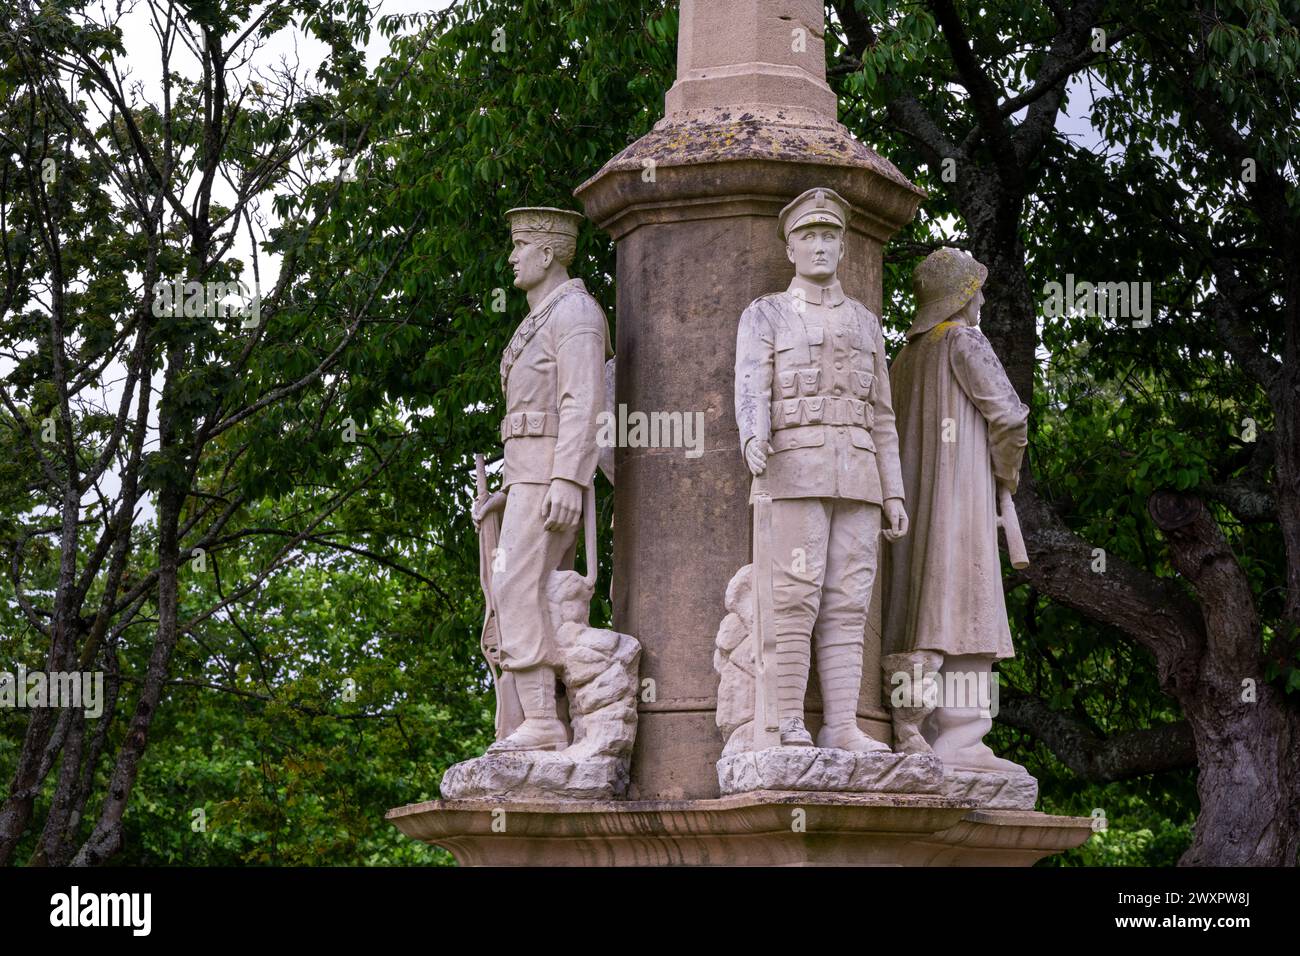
472;490;507;530
745;438;772;476
883;497;909;542
542;478;583;532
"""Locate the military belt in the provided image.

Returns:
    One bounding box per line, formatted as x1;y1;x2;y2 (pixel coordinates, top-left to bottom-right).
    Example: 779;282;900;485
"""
500;411;560;442
770;395;874;431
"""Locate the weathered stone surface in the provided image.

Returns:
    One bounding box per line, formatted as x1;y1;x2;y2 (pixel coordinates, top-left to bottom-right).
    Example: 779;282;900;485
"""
942;769;1039;810
573;1;920;804
715;562;890;758
387;791;1096;866
552;618;640;762
714;564;756;749
718;746;943;795
439;753;630;801
666;0;836;121
438;581;640;800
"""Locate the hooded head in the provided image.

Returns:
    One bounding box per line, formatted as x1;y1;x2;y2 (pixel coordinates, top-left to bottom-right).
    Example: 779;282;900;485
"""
908;247;988;338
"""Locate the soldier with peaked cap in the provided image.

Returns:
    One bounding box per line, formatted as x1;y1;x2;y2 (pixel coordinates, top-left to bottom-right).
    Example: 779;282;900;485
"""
472;206;611;752
734;186;909;751
881;246;1030;774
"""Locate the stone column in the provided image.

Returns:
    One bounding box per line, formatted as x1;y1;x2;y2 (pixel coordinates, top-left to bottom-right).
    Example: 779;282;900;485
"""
575;0;924;800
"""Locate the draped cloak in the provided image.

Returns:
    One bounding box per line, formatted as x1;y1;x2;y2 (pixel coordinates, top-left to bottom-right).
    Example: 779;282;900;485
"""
882;322;1029;659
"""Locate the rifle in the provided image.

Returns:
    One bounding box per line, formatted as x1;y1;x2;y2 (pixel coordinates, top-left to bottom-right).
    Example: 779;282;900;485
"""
997;485;1030;570
751;493;781;749
475;454;523;739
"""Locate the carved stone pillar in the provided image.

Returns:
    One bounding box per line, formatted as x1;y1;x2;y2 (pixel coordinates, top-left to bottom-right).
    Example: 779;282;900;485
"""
573;0;924;799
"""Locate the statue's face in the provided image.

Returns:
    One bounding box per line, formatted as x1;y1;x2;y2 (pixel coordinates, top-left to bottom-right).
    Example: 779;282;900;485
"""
509;237;552;291
959;289;985;326
786;225;843;281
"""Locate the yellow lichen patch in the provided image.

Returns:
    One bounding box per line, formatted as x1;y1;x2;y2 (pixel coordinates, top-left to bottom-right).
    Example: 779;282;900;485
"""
929;320;961;341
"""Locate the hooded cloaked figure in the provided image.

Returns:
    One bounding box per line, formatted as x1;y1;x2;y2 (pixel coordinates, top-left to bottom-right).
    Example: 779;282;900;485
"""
881;247;1030;774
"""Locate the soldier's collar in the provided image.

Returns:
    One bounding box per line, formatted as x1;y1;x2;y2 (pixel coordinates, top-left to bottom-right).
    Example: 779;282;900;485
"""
787;276;845;307
527;277;585;320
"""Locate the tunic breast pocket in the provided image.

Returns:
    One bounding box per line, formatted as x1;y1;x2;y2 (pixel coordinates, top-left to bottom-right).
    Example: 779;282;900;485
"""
775;326;804;362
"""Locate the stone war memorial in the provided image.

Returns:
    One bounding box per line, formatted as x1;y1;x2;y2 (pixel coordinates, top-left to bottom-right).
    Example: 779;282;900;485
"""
386;0;1094;865
6;0;1300;903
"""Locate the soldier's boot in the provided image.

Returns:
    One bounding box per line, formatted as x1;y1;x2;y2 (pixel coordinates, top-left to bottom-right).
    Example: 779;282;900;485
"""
778;716;813;747
881;651;944;755
926;654;1024;774
486;665;568;753
775;635;813;747
814;636;889;752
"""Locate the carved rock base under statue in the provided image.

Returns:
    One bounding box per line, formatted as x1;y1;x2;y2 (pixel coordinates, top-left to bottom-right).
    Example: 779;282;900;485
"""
717;746;943;795
941;768;1038;810
443;568;641;801
440;752;629;801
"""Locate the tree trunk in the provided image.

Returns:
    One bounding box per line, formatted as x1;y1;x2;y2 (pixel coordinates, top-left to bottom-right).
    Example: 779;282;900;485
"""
1180;684;1300;865
69;485;184;867
1149;490;1300;865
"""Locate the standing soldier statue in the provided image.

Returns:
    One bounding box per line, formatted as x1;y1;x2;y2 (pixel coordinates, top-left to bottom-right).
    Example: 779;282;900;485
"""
734;187;909;751
472;207;611;753
882;247;1032;778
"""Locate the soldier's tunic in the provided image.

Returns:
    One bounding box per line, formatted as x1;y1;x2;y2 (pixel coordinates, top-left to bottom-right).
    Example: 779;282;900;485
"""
493;278;610;672
735;276;904;717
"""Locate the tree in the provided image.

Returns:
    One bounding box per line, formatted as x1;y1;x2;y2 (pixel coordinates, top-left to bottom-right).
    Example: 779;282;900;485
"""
829;0;1299;863
0;0;425;864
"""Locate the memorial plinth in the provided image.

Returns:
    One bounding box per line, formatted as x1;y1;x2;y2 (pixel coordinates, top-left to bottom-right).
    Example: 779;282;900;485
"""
386;794;1095;866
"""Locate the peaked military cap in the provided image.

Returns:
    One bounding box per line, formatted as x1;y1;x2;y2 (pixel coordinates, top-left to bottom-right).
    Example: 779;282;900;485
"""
778;187;849;240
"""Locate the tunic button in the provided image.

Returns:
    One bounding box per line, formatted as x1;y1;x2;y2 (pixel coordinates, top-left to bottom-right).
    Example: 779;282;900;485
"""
834;386;843;395
834;362;843;370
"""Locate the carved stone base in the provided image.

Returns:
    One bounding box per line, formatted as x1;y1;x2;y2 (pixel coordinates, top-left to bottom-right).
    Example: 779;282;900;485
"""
387;791;1094;866
439;752;629;801
942;769;1039;810
717;746;944;795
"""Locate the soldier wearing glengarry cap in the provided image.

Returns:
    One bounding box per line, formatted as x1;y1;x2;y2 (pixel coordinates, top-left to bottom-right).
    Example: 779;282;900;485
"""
472;206;611;753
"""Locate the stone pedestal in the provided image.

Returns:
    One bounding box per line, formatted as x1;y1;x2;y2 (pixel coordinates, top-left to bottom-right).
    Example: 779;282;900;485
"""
439;752;630;801
943;769;1040;810
717;747;943;795
386;793;1094;866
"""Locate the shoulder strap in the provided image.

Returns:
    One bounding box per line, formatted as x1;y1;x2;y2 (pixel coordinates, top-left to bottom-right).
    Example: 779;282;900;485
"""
499;291;570;392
